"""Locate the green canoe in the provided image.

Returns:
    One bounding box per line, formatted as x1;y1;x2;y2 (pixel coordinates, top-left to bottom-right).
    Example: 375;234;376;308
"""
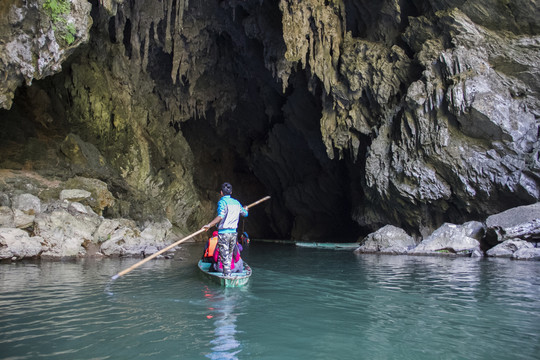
197;260;252;287
295;242;359;250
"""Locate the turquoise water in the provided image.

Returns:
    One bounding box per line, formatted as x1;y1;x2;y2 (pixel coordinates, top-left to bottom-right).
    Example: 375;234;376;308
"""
1;242;539;360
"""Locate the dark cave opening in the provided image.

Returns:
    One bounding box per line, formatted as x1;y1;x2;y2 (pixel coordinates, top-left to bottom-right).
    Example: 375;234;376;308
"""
1;0;369;243
176;47;364;241
179;109;276;238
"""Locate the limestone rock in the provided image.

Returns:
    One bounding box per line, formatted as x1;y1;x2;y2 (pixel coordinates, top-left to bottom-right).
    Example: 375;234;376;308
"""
67;201;97;216
99;226;142;257
34;208;101;258
485;203;540;243
59;135;115;182
0;0;93;109
94;218;134;243
0;228;42;260
97;218;175;257
64;177;115;216
513;247;540;261
140;220;174;245
12;193;41;214
1;0;540;242
0;193;11;207
355;225;416;254
356;7;540;233
13;209;34;229
486;239;534;258
11;193;41;228
60;189;92;202
0;206;15;228
410;222;481;256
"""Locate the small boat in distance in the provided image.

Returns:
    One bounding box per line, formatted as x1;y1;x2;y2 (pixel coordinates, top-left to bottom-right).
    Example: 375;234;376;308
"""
197;260;252;287
296;242;359;250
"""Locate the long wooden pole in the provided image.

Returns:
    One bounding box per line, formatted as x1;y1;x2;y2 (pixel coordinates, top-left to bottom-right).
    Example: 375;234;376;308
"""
245;195;271;209
111;195;271;280
111;229;205;280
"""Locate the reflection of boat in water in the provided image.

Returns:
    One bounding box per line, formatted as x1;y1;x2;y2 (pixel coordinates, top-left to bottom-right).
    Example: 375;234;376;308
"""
203;287;244;360
198;260;252;287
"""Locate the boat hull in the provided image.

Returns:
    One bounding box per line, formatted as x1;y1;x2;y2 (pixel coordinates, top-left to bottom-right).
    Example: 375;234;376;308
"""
197;260;252;287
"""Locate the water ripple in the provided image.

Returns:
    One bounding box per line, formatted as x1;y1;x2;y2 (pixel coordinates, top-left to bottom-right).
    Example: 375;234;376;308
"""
1;246;540;360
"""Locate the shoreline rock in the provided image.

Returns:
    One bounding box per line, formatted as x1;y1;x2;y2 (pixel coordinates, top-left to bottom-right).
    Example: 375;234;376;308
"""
355;204;540;261
354;225;416;255
1;170;538;262
0;173;185;261
409;222;483;257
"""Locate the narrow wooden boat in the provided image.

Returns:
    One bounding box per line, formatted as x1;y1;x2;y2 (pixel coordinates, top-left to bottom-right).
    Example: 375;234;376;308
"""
295;242;359;250
197;260;252;287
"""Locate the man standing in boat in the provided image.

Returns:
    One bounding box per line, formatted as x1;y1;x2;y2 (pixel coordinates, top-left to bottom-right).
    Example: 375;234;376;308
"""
202;182;248;277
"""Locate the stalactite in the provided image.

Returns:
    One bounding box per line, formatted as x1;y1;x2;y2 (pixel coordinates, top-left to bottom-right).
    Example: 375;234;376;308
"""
164;0;174;53
171;35;182;84
176;0;185;30
169;0;190;84
115;13;123;44
153;21;159;43
142;26;150;72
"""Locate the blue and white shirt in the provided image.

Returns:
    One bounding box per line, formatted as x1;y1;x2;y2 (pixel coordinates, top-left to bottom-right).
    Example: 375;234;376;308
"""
217;195;248;233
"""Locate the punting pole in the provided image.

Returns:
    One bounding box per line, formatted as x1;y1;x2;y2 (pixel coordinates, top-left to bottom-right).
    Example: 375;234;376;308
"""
245;195;271;209
111;195;271;280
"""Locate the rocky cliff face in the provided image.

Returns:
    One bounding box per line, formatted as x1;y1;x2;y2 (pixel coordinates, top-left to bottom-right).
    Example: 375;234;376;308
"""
0;0;539;243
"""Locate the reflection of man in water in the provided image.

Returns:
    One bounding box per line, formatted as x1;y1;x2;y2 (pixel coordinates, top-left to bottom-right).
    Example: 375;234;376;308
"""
204;289;242;360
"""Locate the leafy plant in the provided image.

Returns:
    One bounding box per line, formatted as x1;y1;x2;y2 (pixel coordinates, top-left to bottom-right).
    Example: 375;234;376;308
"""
65;23;76;45
42;0;76;45
435;249;451;253
43;0;70;22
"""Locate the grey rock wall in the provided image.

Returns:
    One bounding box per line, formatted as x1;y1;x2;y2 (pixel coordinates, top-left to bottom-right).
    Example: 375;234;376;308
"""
0;0;539;242
0;0;92;109
0;171;179;260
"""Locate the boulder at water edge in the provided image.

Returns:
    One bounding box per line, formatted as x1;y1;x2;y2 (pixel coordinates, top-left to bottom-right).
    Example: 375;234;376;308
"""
0;228;43;260
355;225;417;254
409;222;484;256
486;239;540;260
485;202;540;244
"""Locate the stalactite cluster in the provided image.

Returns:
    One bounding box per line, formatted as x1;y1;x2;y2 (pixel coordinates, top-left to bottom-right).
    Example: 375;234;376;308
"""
0;0;539;241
